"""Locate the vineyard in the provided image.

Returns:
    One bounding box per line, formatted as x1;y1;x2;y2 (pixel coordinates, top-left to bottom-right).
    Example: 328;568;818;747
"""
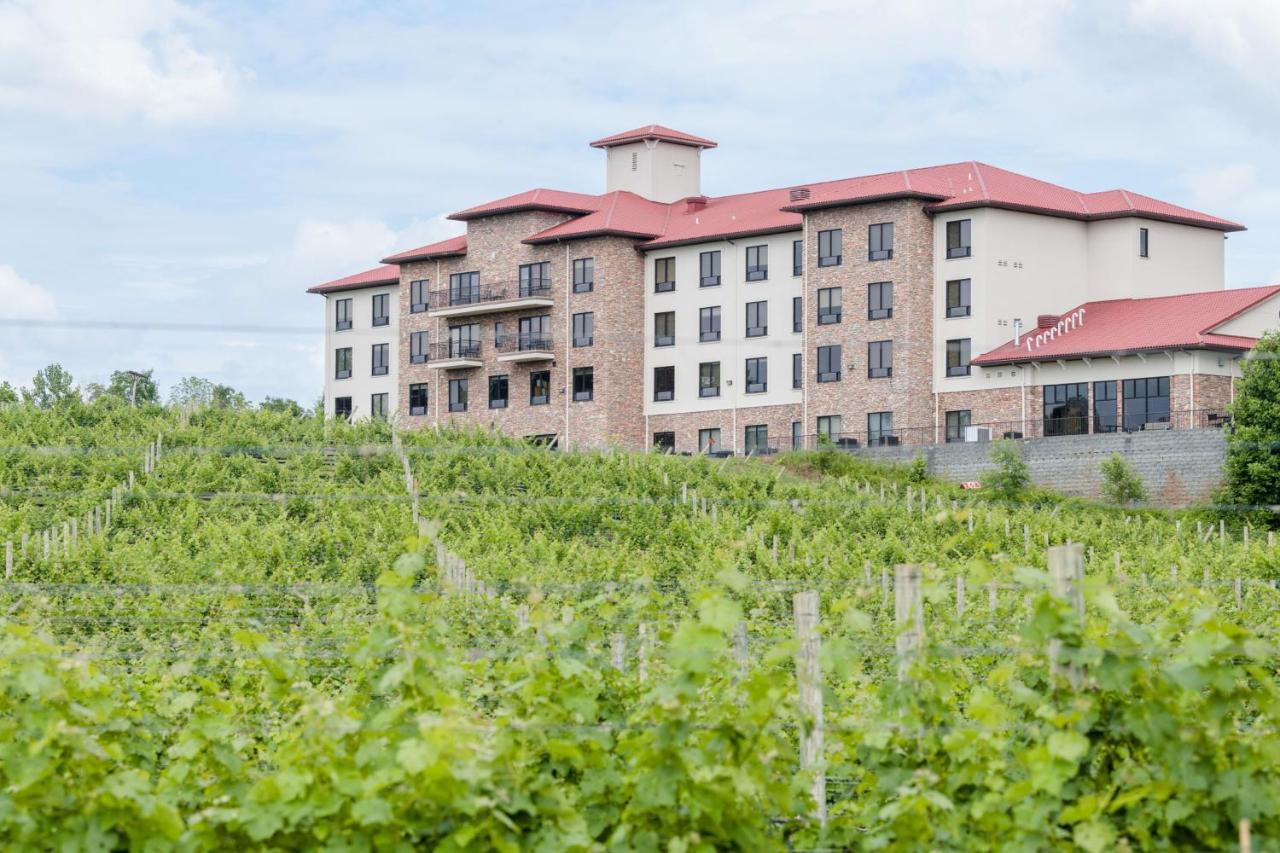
2;405;1279;850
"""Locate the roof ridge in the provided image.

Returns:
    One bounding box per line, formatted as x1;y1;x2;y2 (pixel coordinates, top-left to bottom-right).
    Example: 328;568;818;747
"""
1118;189;1135;212
970;162;990;200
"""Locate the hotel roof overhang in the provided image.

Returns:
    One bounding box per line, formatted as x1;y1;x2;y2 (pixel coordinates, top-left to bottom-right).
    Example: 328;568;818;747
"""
922;200;1248;232
972;342;1255;368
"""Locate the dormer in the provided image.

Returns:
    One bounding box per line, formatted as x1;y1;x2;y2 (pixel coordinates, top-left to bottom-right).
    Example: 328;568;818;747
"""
591;124;717;203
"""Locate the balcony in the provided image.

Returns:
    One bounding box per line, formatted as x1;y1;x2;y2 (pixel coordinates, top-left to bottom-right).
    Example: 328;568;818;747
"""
427;341;483;369
495;332;554;363
427;279;554;318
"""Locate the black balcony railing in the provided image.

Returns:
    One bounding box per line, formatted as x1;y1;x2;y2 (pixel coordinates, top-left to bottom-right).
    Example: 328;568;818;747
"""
429;278;553;309
428;341;481;362
495;333;553;354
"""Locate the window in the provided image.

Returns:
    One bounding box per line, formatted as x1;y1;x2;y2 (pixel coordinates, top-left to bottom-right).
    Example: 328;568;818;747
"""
868;340;892;378
699;361;721;397
791;421;803;451
793;240;803;276
519;261;551;296
1044;383;1089;436
335;298;352;331
530;370;551;405
745;357;767;393
334;396;352;420
573;367;594;401
653;366;674;401
655;257;676;292
869;222;894;260
410;280;429;313
745;245;768;281
653;431;675;452
494;321;505;344
744;424;769;455
818;287;842;324
448;378;468;412
449;323;480;359
793;296;802;333
409;383;429;416
449;271;480;306
372;293;390;327
946;279;971;317
1094;380;1117;433
818;229;842;266
868;281;893;320
573;312;594;347
654;311;675;347
371;343;389;376
488;375;508;409
698;428;722;454
410;331;428;364
517;315;550;351
700;306;721;342
746;301;767;337
945;410;971;443
700;251;721;287
370;393;388;419
335;347;352;380
1139;228;1149;258
868;411;895;445
946;338;971;377
946;219;972;258
817;345;841;382
792;353;802;389
573;258;594;293
817;415;842;443
1122;376;1170;432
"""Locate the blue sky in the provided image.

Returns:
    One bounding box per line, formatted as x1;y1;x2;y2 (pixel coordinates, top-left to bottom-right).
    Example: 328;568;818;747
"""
2;0;1278;403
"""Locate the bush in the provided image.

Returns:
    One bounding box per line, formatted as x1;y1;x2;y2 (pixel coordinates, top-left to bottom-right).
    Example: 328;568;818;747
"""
907;454;928;484
985;440;1030;499
1223;330;1280;510
1100;453;1147;505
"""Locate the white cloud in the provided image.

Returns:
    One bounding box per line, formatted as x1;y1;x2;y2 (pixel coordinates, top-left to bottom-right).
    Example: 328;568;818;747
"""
1130;0;1280;72
0;0;240;124
0;265;57;320
287;215;463;287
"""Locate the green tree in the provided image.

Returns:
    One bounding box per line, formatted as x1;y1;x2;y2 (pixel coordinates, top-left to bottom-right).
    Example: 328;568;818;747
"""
985;439;1030;499
260;396;305;416
213;384;248;410
169;376;247;410
1100;453;1146;505
0;381;17;406
1224;330;1280;508
22;363;80;408
86;370;159;406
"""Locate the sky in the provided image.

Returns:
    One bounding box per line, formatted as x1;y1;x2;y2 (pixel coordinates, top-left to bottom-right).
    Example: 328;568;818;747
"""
1;0;1279;404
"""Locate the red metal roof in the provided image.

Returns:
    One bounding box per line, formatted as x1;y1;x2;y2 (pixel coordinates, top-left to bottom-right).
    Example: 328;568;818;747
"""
589;124;717;149
306;264;400;294
523;191;672;244
973;285;1280;365
380;234;468;264
448;189;602;222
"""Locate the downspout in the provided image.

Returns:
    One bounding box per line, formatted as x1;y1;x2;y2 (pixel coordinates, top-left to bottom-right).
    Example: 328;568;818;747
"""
801;218;809;444
1020;362;1027;436
564;241;571;449
1189;350;1195;423
434;259;441;427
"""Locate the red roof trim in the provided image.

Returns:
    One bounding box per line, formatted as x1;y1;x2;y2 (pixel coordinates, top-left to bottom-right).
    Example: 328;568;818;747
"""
448;188;601;221
925;199;1246;232
641;223;803;251
380;234;467;264
306;264;400;295
589;124;717;149
781;190;948;212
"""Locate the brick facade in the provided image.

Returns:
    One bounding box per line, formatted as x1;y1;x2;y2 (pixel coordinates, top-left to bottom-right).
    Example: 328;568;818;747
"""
647;402;802;454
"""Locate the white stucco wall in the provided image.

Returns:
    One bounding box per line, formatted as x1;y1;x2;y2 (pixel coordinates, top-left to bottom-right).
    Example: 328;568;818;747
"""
321;284;399;420
1086;218;1225;300
1210;292;1280;337
605;140;703;202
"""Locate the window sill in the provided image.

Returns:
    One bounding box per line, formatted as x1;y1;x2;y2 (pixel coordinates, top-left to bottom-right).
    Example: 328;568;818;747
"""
409;407;427;416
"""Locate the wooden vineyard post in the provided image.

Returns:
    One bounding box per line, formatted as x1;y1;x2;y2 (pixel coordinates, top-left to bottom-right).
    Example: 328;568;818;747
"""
4;540;11;580
1023;524;1030;555
1240;818;1252;853
863;559;872;586
516;604;529;630
733;621;749;679
1235;577;1243;611
955;575;966;618
988;581;998;613
881;568;890;611
894;565;924;681
1048;543;1086;689
610;633;626;672
792;590;825;825
638;623;651;683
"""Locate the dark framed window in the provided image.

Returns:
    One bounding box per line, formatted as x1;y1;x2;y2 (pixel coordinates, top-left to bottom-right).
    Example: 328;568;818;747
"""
334;396;352;420
654;311;675;347
817;345;841;382
1139;228;1149;259
793;239;803;276
946;219;972;259
868;340;892;378
654;366;674;401
1044;383;1089;436
449;271;480;306
517;315;550;351
573;367;594;401
410;331;428;364
488;375;508;409
529;370;551;405
700;306;721;342
745;301;767;337
448;323;480;359
791;421;803;451
1122;376;1170;432
1094;380;1118;433
655;257;676;292
573;258;594;293
792;352;802;389
335;347;352;380
818;287;842;324
946;279;971;317
744;424;769;455
793;296;802;333
945;338;971;377
699;361;721;397
410;280;429;313
699;251;721;287
371;343;389;376
448;378;468;412
372;293;390;326
371;393;388;419
519;261;551;297
745;245;768;281
945;410;971;442
698;428;722;454
653;431;675;452
335;298;352;331
818;229;842;267
494;321;505;345
573;312;594;347
817;415;842;443
745;357;767;394
868;281;893;320
869;222;894;261
409;383;428;416
868;411;895;445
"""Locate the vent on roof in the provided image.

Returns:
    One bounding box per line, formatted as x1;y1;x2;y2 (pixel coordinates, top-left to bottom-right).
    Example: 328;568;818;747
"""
1037;314;1060;330
684;195;708;212
790;187;811;203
